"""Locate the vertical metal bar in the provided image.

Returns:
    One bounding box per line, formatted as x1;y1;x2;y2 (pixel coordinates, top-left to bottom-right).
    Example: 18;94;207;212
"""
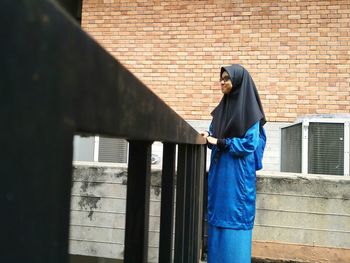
124;140;152;263
175;144;206;263
159;143;176;262
201;146;208;261
192;146;200;261
183;145;195;262
185;145;198;262
189;145;206;263
195;145;206;261
174;144;187;262
2;124;74;263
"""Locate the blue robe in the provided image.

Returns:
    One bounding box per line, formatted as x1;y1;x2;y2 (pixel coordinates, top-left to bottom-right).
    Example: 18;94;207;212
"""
207;121;266;262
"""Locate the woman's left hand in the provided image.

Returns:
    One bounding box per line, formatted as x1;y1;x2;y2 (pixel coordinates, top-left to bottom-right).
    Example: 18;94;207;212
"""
200;131;209;138
206;136;218;145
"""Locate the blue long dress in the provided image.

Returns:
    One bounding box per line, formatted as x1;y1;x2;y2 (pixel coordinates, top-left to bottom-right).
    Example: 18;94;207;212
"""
207;121;266;263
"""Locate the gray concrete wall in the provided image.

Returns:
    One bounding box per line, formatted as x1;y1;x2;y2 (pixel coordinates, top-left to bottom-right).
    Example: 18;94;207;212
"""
69;162;162;262
69;163;350;262
255;171;350;249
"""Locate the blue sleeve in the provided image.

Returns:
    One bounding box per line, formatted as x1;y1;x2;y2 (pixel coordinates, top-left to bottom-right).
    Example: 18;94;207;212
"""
207;123;214;149
225;121;260;157
208;123;213;136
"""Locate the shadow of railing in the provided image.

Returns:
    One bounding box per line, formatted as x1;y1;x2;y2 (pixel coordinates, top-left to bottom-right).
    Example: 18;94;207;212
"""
1;1;207;262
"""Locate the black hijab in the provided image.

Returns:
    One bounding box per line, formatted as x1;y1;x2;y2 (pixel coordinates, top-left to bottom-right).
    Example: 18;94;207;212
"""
211;64;266;139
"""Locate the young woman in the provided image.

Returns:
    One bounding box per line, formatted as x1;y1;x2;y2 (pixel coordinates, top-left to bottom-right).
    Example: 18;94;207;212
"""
201;64;266;263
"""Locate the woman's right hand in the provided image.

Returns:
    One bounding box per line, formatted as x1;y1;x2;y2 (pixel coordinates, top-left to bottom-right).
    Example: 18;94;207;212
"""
206;136;218;145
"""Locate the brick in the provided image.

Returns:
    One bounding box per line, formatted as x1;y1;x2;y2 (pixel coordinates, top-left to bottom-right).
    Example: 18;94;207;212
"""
82;0;350;122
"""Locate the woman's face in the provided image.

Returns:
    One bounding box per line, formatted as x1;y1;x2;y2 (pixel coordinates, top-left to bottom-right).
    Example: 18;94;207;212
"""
220;71;233;94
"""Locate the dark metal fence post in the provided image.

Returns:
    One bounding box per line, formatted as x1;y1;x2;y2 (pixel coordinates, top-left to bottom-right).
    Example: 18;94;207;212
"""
124;140;152;263
2;124;75;263
174;144;206;263
184;145;196;261
159;143;176;262
174;144;188;262
201;171;209;261
195;145;206;260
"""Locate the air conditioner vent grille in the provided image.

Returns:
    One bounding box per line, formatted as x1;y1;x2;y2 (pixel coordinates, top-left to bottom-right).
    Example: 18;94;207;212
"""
281;123;302;173
98;137;128;163
308;123;344;175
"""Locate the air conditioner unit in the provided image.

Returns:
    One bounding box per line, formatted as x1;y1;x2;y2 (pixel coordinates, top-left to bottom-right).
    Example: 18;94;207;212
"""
73;136;128;163
73;136;162;165
281;115;350;176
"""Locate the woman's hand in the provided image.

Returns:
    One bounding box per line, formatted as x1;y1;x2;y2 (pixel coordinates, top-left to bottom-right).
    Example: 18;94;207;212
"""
200;131;209;138
206;136;218;145
200;131;218;145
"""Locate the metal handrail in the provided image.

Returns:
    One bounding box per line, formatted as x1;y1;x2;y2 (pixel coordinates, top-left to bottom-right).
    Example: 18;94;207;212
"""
1;0;206;263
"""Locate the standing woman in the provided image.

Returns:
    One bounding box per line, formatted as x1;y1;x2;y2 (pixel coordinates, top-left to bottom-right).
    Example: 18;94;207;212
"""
201;64;266;263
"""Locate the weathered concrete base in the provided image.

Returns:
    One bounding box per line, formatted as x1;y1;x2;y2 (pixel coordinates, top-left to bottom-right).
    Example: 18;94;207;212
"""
252;241;350;263
69;164;350;262
252;258;302;263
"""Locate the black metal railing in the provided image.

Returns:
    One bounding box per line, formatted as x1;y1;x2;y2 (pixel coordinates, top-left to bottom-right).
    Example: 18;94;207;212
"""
1;1;207;262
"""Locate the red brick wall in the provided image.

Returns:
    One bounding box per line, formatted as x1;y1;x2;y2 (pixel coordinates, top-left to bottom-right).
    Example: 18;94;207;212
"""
82;0;350;122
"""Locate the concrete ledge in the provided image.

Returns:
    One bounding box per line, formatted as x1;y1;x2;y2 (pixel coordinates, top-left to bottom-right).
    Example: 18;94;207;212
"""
253;241;350;263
